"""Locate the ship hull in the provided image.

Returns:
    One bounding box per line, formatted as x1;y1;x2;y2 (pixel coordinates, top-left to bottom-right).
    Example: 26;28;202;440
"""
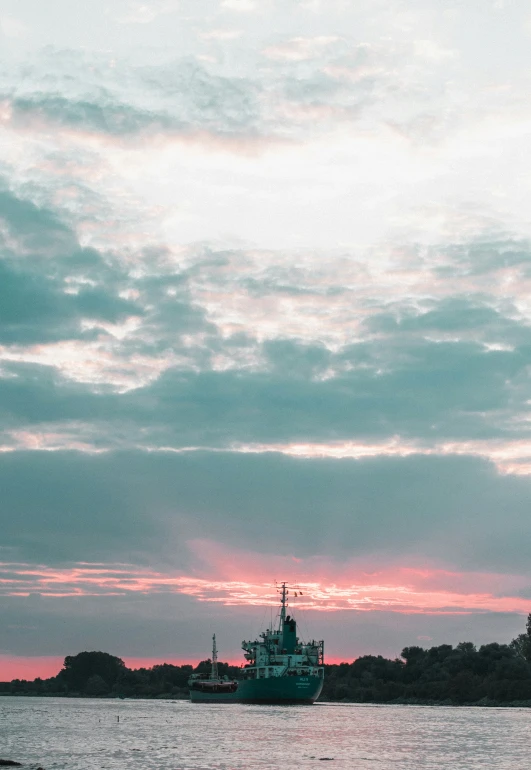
190;675;323;704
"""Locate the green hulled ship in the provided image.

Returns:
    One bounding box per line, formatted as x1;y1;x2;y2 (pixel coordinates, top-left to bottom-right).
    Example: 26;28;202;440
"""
188;583;324;704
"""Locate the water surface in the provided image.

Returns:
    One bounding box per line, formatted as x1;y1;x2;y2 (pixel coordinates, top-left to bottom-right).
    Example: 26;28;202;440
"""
0;698;528;769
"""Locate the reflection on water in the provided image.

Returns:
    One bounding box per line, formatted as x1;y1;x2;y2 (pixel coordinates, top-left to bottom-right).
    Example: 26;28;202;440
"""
0;697;529;769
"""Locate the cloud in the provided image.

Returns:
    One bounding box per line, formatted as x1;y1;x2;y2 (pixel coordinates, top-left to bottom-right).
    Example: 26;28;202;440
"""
10;94;176;137
1;558;529;616
0;588;244;659
118;1;181;24
221;0;257;12
1;187;531;479
2;450;531;577
2;225;531;462
1;587;524;662
0;15;28;39
0;36;461;152
263;36;341;62
0;261;141;346
0;186;146;348
2;56;262;145
1;536;530;662
199;29;244;41
0;186;217;390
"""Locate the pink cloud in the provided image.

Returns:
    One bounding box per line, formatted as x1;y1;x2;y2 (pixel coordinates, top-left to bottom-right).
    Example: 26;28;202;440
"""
263;36;340;62
1;548;529;616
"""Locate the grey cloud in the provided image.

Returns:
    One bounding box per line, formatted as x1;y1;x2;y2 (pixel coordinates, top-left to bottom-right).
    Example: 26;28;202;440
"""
335;339;526;438
0;364;119;426
0;592;525;660
0;261;141;344
263;339;331;378
133;271;217;352
0;187;217;355
134;337;528;444
439;238;531;277
279;70;353;105
0;186;144;343
310;610;528;662
1;331;528;446
138;60;260;133
267;43;391;119
0;591;241;658
11;93;176;136
363;297;531;363
0;187;73;253
367;298;507;334
6;58;262;141
0;38;446;145
0;450;170;564
1;218;530;446
2;450;531;573
73;286;140;322
3;186;531;501
0;190;226;373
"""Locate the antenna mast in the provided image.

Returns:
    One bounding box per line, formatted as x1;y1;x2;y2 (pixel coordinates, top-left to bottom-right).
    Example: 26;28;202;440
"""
211;634;218;680
278;581;288;631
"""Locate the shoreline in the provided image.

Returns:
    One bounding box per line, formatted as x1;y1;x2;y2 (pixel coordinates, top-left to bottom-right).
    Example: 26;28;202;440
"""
2;692;531;708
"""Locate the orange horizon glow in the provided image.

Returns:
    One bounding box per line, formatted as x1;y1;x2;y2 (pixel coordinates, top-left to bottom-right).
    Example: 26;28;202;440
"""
0;654;366;682
0;656;66;682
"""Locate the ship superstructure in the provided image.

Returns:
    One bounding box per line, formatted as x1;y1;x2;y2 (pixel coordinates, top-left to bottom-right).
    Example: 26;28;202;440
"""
189;582;324;704
241;582;324;682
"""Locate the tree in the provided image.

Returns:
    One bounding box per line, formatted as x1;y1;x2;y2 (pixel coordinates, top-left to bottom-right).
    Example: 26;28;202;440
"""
85;674;109;696
510;613;531;662
400;646;425;663
510;634;528;659
59;651;126;692
456;642;476;654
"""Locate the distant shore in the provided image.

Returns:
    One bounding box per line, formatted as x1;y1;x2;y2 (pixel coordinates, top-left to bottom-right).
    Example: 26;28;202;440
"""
2;692;531;708
3;631;531;707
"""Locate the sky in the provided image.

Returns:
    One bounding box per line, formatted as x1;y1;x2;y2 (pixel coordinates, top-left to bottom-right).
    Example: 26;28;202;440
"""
1;0;531;681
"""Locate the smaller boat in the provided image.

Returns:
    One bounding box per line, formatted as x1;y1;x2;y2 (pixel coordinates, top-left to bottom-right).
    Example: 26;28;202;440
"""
188;634;239;698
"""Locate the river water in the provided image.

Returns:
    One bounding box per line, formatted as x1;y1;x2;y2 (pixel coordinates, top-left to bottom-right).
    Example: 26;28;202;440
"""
0;697;529;769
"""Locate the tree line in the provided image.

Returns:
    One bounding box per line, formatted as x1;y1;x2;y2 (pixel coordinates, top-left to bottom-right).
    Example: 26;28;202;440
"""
2;615;531;705
0;652;239;699
323;613;531;705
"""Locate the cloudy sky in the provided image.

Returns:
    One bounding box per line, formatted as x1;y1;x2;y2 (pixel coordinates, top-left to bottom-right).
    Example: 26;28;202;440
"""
2;0;531;680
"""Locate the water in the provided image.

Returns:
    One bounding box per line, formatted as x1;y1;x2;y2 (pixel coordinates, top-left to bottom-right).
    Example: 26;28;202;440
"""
0;698;529;769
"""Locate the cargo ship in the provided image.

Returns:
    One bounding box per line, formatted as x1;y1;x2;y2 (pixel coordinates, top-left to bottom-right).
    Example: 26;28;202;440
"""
188;582;324;704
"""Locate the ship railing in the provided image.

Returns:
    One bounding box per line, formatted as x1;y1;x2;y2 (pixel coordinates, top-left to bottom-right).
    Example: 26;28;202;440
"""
188;673;215;681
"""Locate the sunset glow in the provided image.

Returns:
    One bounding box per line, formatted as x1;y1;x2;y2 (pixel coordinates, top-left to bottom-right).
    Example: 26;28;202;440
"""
1;559;529;616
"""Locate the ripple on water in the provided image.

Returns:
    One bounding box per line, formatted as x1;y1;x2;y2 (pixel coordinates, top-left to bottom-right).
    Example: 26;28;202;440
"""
0;699;529;770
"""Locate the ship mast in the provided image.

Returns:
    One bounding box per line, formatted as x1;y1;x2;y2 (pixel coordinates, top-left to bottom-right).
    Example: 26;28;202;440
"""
278;581;288;631
211;633;218;680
